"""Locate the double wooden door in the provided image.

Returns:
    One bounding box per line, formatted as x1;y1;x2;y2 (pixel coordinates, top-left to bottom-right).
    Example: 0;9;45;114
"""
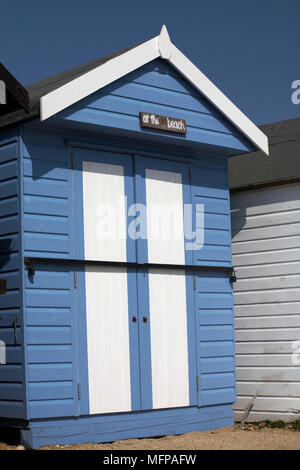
73;147;196;415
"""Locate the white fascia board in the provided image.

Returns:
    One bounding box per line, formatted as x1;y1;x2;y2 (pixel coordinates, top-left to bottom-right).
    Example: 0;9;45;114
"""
0;80;6;105
40;36;160;121
168;44;269;155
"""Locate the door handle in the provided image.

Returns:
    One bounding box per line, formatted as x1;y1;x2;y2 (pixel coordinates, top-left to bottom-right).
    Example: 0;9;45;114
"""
142;316;148;323
132;316;137;323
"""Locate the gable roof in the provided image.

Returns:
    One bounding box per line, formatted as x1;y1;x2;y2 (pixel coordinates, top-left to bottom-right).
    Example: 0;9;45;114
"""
229;118;300;189
0;26;269;155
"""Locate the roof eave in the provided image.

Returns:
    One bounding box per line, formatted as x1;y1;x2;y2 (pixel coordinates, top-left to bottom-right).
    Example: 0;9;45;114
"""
37;25;269;155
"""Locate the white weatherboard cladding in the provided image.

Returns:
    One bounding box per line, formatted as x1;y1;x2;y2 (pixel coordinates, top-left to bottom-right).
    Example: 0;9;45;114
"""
148;268;189;409
82;160;127;262
145;168;185;265
85;266;131;414
231;182;300;421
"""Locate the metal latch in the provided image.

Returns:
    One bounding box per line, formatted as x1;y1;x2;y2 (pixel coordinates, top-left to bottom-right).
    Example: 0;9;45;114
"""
230;268;237;283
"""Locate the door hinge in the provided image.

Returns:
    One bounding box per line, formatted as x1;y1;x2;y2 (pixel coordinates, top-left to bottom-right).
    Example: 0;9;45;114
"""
193;273;196;290
189;167;192;184
196;375;199;392
74;271;77;289
78;383;81;400
71;151;74;169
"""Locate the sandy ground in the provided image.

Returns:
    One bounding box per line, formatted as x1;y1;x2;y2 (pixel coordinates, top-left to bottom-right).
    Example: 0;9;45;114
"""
1;424;300;450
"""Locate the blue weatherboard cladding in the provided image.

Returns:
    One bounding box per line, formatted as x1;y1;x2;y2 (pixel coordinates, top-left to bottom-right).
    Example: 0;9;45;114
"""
0;128;27;420
0;57;240;445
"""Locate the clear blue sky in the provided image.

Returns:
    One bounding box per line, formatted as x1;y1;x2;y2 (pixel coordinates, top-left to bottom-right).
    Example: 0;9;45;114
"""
1;0;299;125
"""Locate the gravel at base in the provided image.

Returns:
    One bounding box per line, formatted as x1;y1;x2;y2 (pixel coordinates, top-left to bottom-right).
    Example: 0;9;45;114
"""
1;425;300;450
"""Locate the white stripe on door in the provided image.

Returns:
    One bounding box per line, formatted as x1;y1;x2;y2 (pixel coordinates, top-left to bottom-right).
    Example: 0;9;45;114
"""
148;268;189;409
82;160;127;262
145;168;185;265
85;266;131;414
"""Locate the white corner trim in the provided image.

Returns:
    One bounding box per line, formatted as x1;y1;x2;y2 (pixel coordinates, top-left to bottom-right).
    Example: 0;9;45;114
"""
40;36;160;121
168;44;269;155
158;25;172;59
39;27;269;155
0;80;6;105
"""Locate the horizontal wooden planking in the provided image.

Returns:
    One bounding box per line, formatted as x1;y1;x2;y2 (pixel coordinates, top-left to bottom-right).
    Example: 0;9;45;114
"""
201;388;235;406
1;346;22;364
198;325;234;342
196;293;233;309
235;315;300;329
0;269;20;289
236;341;298;354
234;288;300;305
0;179;18;199
194;245;232;264
26;326;72;345
231;183;300;212
25;268;71;289
23;158;68;181
231;210;300;231
232;223;300;243
27;345;73;363
196;273;232;292
0;290;20;309
0;234;19;254
0;326;22;345
0;402;26;419
234;274;300;292
23;138;67;163
234;396;300;413
0;252;19;271
0;196;18;218
29;399;75;419
236;367;300;382
85;94;236;135
235;328;300;342
199;309;234;325
25;289;71;308
24;177;69;198
24;195;69;217
235;262;300;279
236;382;300;397
233;248;300;267
200;341;235;358
0;214;19;235
63;107;250;153
24;232;70;254
0;365;24;382
202;372;235;390
0;383;24;401
235;302;300;317
201;356;235;374
23;214;69;235
195;228;231;247
202;213;231;231
28;381;74;400
236;354;295;367
0;143;18;164
194;195;229;215
0;160;18;182
26;308;72;326
232;236;300;255
28;363;73;382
